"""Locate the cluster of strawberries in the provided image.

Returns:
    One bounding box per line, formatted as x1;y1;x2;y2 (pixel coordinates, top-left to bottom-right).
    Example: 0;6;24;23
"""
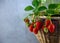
24;18;55;34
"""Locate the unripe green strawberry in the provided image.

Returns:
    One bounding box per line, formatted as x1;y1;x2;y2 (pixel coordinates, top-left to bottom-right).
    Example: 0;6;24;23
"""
42;26;48;33
26;23;30;27
44;27;48;33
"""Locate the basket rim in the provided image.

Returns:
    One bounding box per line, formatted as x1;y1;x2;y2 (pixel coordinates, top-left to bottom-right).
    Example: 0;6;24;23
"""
39;16;60;19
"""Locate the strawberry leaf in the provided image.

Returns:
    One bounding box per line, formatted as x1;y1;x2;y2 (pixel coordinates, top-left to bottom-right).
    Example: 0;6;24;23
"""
46;9;55;14
32;0;39;8
57;4;60;9
29;14;33;16
48;4;58;9
38;6;47;11
33;8;39;16
38;0;41;3
24;6;34;11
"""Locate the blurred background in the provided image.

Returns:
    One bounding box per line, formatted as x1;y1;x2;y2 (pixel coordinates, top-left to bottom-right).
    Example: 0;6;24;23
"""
0;0;60;43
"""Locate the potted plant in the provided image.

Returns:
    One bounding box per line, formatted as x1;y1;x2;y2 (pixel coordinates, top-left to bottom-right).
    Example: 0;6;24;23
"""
24;0;60;43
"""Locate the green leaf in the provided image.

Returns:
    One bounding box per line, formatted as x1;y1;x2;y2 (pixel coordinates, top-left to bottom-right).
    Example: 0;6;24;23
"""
32;0;39;7
44;13;48;16
33;8;38;13
46;9;55;14
38;0;41;3
33;8;39;16
24;6;34;11
48;4;58;9
57;4;60;9
38;6;47;11
29;14;32;16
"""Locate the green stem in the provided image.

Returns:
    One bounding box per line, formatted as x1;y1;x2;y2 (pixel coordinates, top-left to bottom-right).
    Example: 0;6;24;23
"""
46;15;51;20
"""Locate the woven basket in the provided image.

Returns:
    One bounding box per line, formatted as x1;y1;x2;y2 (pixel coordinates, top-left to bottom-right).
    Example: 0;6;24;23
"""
35;17;60;43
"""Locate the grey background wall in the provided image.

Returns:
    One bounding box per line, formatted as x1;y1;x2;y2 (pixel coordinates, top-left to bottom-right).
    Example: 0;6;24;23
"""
0;0;60;43
0;0;39;43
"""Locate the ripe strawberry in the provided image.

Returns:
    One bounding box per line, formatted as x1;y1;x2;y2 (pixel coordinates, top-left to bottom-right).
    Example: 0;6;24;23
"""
29;25;34;32
36;21;42;30
42;26;45;31
48;23;55;33
45;19;52;27
31;22;35;25
33;28;38;34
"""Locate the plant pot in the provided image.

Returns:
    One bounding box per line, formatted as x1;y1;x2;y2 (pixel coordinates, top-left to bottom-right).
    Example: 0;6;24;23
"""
35;16;60;43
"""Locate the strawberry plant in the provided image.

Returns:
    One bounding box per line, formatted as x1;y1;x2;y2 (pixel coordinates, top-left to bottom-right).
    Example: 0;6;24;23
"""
24;0;60;34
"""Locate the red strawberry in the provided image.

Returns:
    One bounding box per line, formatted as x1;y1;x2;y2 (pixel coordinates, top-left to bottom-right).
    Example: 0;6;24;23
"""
48;23;55;33
33;28;38;34
42;26;45;31
45;19;52;27
36;21;42;30
31;22;35;25
29;25;34;32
